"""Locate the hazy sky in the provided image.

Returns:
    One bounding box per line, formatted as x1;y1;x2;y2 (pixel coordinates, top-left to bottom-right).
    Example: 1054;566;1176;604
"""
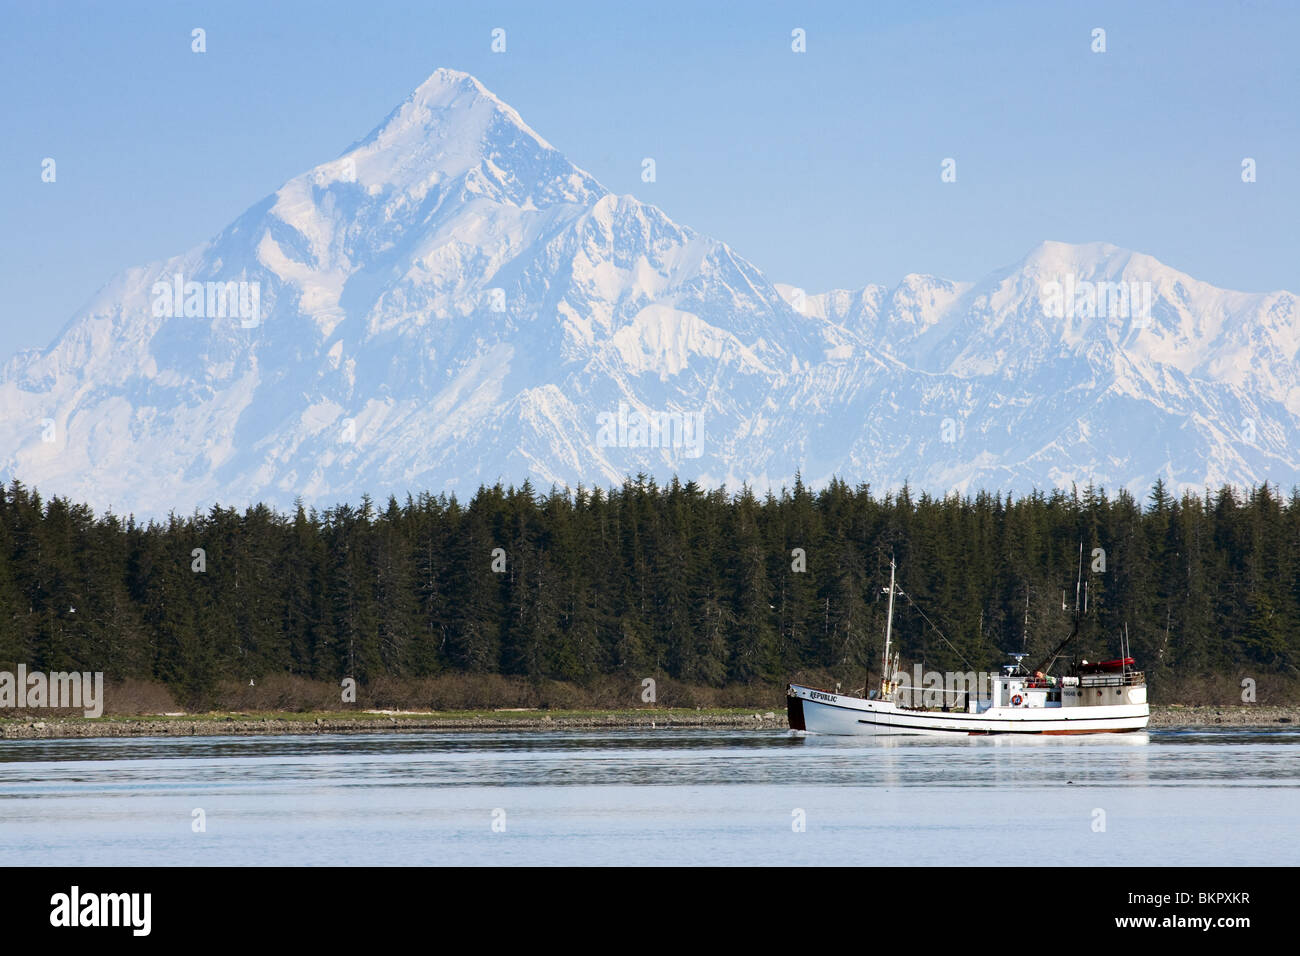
2;0;1296;361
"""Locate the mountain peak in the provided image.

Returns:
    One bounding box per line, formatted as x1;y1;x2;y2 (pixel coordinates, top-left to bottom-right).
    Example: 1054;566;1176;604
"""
413;66;487;96
1017;239;1131;274
324;68;604;208
403;67;543;143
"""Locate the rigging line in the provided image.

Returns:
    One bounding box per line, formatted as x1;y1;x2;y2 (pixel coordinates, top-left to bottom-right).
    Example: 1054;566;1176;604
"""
894;586;977;671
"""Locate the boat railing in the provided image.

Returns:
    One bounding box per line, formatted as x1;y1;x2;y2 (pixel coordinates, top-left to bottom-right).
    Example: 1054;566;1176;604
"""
1078;670;1145;688
895;686;980;711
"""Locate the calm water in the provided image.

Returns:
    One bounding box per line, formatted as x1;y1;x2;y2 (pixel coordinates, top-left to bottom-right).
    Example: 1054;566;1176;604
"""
1;727;1297;865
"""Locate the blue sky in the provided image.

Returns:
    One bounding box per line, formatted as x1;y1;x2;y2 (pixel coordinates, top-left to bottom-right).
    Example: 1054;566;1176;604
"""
1;0;1296;360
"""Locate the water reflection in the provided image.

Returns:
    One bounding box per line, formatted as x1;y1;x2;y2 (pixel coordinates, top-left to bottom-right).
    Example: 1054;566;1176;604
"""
0;727;1295;866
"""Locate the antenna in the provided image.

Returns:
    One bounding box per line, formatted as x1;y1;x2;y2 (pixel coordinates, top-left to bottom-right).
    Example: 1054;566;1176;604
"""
1122;623;1130;679
1022;588;1030;652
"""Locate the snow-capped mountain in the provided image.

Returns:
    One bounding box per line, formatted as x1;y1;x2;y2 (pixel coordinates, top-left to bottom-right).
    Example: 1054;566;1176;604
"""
2;68;1297;517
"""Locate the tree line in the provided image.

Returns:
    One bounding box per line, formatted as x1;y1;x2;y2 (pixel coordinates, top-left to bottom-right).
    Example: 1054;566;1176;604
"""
0;475;1296;702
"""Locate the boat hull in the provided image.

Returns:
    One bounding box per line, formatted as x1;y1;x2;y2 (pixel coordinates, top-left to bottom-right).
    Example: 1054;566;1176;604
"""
787;684;1148;736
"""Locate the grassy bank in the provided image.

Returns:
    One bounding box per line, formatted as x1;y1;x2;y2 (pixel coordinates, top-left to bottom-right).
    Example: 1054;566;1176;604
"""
75;674;793;715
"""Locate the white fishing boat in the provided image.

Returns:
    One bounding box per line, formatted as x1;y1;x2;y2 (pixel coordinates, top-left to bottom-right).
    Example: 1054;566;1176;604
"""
786;555;1149;736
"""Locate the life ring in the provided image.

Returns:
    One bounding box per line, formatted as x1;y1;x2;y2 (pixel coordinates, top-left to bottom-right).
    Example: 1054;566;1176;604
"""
1011;694;1024;706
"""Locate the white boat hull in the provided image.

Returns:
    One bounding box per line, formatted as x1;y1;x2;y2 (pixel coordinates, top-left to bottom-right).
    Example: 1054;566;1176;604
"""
787;684;1149;736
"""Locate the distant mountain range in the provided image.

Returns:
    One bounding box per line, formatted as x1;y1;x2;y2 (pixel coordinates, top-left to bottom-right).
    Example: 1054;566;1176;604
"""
3;68;1297;517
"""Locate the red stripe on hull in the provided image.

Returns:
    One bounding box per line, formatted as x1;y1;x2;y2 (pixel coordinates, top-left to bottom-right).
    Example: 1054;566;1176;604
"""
1041;727;1143;735
968;727;1145;736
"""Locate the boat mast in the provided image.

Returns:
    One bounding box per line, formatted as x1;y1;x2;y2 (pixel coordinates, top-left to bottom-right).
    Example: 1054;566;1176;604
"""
1033;542;1085;675
880;556;897;699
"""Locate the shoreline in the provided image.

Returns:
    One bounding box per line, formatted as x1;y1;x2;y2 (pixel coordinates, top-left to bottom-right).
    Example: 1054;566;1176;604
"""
1146;704;1297;728
0;704;1296;740
1;709;784;739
